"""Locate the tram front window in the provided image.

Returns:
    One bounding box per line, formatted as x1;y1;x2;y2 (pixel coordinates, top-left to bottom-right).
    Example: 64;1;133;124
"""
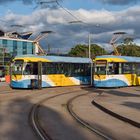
12;60;23;75
95;60;107;75
95;66;106;75
23;63;33;75
23;62;38;75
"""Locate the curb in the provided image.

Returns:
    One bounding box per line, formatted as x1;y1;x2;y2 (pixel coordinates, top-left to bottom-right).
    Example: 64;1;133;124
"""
92;100;140;128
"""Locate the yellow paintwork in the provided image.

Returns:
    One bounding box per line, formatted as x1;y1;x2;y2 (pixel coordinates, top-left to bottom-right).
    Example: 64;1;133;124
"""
136;77;140;85
125;74;140;86
94;75;106;80
48;74;76;86
14;57;51;62
124;74;133;85
95;57;127;63
12;75;22;81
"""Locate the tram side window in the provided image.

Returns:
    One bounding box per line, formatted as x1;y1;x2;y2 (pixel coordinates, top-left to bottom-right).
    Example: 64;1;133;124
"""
136;63;140;76
132;63;136;74
57;63;64;74
13;60;23;75
42;62;57;74
74;63;87;76
84;64;91;76
32;63;38;75
64;63;71;76
24;63;33;75
67;63;74;76
108;63;119;75
42;62;91;76
122;63;132;74
43;63;70;75
46;63;56;74
72;63;91;77
24;62;38;75
64;63;67;76
72;63;80;76
42;62;47;74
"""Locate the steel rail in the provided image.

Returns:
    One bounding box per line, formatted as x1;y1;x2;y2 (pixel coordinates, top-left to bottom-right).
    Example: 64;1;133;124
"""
67;93;113;140
29;89;83;140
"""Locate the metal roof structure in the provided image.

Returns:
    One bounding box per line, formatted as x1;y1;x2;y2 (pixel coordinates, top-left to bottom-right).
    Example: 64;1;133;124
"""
96;55;140;62
15;54;92;63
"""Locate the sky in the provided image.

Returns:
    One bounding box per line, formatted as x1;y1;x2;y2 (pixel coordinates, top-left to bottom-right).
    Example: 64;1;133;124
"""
0;0;140;53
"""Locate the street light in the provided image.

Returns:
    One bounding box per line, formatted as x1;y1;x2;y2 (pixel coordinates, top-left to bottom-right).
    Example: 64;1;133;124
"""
33;30;54;55
69;20;93;86
88;33;91;58
68;20;92;58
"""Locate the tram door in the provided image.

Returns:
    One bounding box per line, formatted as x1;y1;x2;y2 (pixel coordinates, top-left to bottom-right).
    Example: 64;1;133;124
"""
38;61;42;89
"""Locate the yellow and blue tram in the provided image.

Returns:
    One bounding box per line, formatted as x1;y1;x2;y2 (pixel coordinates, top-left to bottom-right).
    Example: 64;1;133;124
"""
11;55;92;88
94;55;140;88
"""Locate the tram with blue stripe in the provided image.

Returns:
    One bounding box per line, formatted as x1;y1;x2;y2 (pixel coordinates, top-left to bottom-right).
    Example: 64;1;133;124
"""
11;55;92;88
94;55;140;88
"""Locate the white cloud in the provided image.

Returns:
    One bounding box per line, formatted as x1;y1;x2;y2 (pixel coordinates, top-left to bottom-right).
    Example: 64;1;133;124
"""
1;5;140;53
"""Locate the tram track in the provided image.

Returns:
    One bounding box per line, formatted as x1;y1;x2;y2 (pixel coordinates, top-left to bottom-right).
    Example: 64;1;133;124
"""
0;86;86;140
29;88;114;140
29;89;83;140
1;86;139;140
66;89;140;140
67;93;113;140
92;90;140;129
2;86;139;140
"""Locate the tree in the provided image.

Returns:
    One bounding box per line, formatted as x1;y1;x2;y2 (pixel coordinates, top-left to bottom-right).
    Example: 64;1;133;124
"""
117;44;140;56
68;44;107;58
123;37;134;45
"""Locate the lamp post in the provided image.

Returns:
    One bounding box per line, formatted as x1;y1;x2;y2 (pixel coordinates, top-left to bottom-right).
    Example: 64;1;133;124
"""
33;30;53;55
68;20;91;58
69;21;93;86
88;33;91;58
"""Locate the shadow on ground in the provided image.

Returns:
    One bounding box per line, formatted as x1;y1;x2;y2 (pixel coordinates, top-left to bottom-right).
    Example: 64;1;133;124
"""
82;86;140;97
0;93;92;140
39;105;91;140
121;102;140;111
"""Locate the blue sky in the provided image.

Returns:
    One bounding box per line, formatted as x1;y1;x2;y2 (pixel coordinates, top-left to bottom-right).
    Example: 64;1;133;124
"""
0;0;140;53
1;0;140;15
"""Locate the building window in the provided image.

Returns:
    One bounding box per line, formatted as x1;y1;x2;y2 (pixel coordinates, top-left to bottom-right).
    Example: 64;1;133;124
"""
2;39;7;48
27;42;33;54
13;41;17;56
23;42;27;54
17;41;23;55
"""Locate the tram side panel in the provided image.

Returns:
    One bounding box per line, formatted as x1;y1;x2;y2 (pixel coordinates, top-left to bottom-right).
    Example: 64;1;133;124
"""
42;63;91;87
94;58;140;88
11;62;91;88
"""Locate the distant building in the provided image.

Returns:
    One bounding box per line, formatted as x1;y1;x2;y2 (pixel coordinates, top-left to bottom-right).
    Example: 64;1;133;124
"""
0;30;41;78
0;30;40;66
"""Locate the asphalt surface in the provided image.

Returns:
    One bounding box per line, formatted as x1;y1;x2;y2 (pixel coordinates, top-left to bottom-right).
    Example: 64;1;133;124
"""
0;84;139;140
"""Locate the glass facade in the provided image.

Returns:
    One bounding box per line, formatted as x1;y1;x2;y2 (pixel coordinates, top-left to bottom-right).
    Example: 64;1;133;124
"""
0;38;35;66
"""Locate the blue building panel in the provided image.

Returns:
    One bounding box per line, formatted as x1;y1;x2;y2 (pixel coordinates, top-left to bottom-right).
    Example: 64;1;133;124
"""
0;38;36;66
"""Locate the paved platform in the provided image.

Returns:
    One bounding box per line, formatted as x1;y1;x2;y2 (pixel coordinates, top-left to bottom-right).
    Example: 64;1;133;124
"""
95;87;140;125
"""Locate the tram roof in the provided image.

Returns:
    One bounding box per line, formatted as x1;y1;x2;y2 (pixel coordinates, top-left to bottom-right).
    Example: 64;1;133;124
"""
95;55;140;62
14;55;92;63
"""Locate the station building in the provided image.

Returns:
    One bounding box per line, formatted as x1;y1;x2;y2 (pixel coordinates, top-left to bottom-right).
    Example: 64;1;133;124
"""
0;37;36;65
0;30;40;78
